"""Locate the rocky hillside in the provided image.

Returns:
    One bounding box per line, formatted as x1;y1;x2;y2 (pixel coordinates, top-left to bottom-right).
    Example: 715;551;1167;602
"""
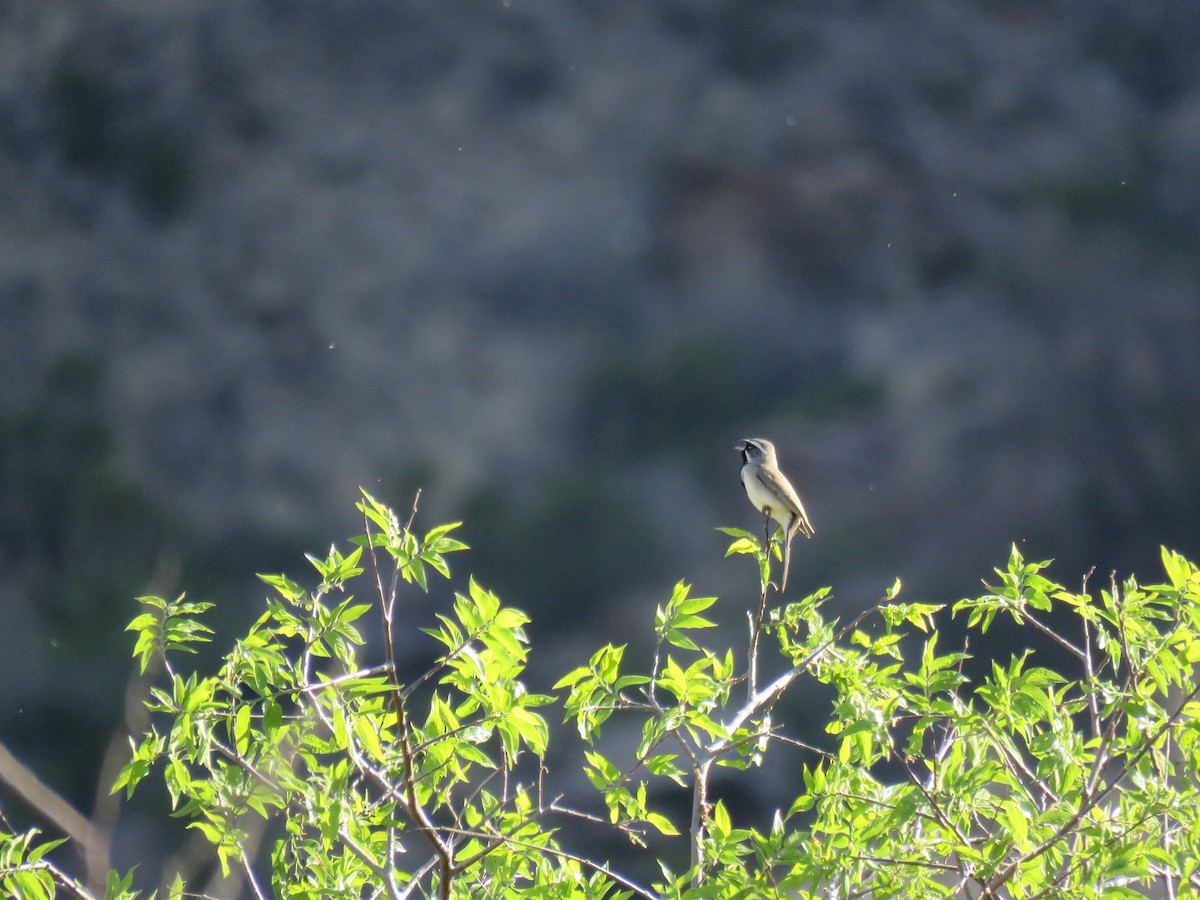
1;0;1199;884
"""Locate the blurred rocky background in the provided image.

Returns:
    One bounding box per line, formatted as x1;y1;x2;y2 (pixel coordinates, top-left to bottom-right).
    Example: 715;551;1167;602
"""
2;0;1199;891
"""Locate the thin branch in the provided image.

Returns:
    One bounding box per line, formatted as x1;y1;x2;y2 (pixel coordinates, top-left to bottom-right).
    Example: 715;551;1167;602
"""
338;827;403;900
840;852;962;873
690;758;711;886
980;679;1200;898
974;715;1058;806
397;856;439;900
400;613;517;704
240;851;269;900
1083;681;1126;799
0;860;93;899
363;493;455;900
766;731;838;760
1025;804;1173;900
299;663;395;694
1018;610;1085;660
436;825;662;900
1081;633;1103;743
685;590;886;885
1111;572;1133;677
899;759;975;850
545;797;619;828
0;741;103;867
90;555;185;893
709;593;887;758
747;581;770;701
649;627;666;708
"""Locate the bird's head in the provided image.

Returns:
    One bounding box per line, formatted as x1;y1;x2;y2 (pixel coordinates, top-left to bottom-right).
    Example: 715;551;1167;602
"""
736;437;776;466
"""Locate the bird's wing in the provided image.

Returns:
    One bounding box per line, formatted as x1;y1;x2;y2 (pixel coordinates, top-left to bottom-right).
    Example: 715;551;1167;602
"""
753;465;802;511
792;498;815;538
755;466;815;538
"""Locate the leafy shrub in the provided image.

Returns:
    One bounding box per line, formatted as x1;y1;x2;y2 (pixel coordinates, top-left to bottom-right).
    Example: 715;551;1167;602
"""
5;492;1200;898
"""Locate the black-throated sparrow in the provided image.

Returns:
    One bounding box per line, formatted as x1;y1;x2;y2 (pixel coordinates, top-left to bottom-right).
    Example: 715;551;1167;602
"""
736;438;814;591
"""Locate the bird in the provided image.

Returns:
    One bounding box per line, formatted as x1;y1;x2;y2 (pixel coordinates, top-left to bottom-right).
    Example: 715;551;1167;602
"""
736;438;814;591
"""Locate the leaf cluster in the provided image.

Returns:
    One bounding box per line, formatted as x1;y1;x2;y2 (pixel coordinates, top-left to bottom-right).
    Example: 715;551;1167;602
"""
4;500;1200;900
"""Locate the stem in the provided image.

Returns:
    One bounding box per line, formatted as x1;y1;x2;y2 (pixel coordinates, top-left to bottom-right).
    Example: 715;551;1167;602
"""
690;758;712;886
1080;569;1102;742
746;583;769;702
437;825;662;900
364;493;455;900
241;852;269;900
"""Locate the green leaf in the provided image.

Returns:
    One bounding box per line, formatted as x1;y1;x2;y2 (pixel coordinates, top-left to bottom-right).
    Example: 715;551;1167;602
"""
553;666;590;690
645;811;679;836
676;594;717;616
232;704;252;755
508;706;549;756
353;716;386;762
664;629;700;651
1161;546;1193;590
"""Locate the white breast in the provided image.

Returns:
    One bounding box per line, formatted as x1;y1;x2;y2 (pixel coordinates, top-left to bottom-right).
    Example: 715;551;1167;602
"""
741;466;791;527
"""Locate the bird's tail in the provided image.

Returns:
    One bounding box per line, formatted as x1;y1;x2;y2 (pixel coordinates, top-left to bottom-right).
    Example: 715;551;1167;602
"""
781;530;793;592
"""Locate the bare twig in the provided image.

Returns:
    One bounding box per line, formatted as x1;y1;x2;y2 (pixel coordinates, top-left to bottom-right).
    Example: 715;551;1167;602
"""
363;492;455;900
974;715;1058;806
299;663;395;694
747;581;770;701
714;593;884;753
690;757;712;885
0;859;93;899
338;827;402;900
0;742;103;871
438;825;662;900
240;850;269;900
1080;568;1103;742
